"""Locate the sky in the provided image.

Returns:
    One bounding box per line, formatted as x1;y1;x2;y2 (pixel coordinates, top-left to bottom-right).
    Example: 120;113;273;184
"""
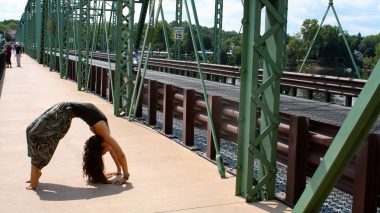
1;0;379;36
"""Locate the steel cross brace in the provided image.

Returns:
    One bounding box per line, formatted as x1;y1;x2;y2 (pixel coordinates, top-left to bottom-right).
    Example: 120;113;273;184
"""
236;0;287;202
114;0;135;116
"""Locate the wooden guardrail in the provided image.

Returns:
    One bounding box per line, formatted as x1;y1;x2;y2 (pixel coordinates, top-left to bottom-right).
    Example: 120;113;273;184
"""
46;52;379;212
0;51;6;80
65;51;366;107
147;58;366;107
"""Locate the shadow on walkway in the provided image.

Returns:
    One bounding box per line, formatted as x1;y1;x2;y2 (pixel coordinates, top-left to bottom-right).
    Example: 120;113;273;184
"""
35;182;133;201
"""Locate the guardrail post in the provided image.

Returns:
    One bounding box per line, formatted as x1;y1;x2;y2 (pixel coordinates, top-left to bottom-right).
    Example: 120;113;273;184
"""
207;95;221;160
101;69;107;99
285;115;309;207
56;56;60;73
135;80;143;118
69;59;74;81
148;80;157;126
325;92;331;103
96;67;101;95
73;60;77;82
352;134;380;213
108;70;114;103
307;90;313;100
90;65;96;92
345;96;353;107
291;87;297;97
163;84;173;135
183;89;195;146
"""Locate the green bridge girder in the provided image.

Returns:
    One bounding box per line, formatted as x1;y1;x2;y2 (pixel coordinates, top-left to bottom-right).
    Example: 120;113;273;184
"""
16;0;380;211
213;0;223;64
236;0;287;202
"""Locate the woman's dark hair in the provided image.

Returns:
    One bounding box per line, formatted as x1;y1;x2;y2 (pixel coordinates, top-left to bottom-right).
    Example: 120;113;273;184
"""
83;135;108;184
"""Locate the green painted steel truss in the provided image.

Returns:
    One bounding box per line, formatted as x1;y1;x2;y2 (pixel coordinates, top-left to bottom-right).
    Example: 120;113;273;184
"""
114;0;135;115
236;0;288;202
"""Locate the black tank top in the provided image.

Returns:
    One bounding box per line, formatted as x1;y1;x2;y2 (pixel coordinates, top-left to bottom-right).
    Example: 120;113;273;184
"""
68;102;108;126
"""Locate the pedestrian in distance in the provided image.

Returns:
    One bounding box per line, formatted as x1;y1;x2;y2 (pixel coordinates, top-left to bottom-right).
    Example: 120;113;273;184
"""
5;43;12;68
26;102;130;190
15;43;22;67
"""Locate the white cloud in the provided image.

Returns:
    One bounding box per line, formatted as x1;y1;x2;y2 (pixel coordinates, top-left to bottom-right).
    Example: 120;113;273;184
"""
0;0;27;21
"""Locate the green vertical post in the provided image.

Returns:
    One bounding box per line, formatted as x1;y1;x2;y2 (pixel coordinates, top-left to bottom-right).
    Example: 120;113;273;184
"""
49;0;58;71
293;58;380;211
213;0;223;64
58;0;70;79
30;0;37;59
174;0;182;60
34;0;44;63
236;0;288;202
114;0;135;115
77;0;90;90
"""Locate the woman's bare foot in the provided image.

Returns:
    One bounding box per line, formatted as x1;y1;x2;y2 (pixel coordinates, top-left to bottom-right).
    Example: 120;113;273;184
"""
26;164;41;190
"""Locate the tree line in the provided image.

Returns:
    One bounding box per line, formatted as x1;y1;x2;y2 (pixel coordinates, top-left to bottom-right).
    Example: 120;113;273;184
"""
149;19;380;75
0;19;19;43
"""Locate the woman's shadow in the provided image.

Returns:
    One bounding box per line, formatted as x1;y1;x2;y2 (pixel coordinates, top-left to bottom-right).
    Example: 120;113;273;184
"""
35;182;133;201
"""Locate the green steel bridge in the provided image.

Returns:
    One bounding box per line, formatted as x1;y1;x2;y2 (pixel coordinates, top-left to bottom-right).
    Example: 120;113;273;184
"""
13;0;380;212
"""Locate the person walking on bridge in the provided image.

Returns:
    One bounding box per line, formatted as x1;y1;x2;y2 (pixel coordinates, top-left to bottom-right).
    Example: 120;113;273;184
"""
25;102;130;190
15;43;22;67
5;43;12;68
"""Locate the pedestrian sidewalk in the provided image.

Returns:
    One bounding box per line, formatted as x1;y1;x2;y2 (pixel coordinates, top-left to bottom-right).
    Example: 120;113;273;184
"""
0;55;291;212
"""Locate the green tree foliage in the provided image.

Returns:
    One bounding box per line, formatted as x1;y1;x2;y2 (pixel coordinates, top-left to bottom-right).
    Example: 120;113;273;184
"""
0;19;19;42
286;33;305;66
285;18;380;74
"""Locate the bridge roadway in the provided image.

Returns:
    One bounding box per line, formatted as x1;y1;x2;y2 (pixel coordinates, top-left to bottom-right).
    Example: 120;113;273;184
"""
0;57;292;212
89;57;380;133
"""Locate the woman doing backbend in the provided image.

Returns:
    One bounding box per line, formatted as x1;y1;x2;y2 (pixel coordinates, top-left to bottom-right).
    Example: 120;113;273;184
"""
26;102;129;190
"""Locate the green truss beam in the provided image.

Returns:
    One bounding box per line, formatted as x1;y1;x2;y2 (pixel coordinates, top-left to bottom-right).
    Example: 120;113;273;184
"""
48;0;58;71
298;0;361;79
135;0;149;52
236;0;288;202
213;0;223;64
57;0;70;79
114;0;135;115
174;0;182;60
76;0;91;90
293;58;380;211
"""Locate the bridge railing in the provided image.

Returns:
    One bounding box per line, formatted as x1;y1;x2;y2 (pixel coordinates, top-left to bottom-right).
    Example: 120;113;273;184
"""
136;80;378;211
61;51;366;107
46;52;379;212
0;51;5;80
147;58;366;107
58;51;367;107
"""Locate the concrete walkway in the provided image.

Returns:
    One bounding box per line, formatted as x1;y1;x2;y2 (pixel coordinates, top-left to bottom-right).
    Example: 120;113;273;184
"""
0;55;291;212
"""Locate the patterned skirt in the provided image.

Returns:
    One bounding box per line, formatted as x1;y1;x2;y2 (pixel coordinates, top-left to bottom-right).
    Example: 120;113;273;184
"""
26;103;74;169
